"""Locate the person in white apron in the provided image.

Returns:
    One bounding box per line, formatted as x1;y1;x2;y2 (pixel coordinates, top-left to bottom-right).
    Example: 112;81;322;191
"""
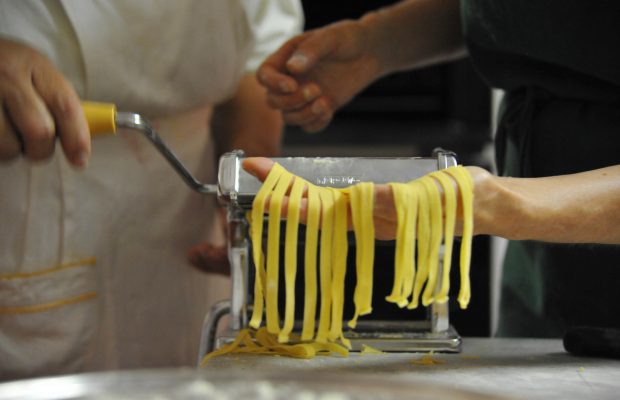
0;0;303;380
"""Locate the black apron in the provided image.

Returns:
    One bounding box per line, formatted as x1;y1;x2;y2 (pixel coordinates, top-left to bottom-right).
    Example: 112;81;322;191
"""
462;0;620;337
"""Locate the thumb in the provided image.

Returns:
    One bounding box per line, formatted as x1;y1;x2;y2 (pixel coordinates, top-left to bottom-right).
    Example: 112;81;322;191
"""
242;157;275;182
286;29;338;74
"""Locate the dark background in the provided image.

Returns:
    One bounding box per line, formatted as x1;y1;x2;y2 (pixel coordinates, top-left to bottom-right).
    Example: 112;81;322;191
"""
280;1;493;337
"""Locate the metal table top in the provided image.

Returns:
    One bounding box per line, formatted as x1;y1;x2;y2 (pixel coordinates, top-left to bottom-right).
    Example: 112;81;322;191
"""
203;337;620;400
1;338;618;400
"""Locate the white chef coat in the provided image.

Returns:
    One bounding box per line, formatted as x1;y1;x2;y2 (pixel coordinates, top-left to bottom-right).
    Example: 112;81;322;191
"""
0;0;302;380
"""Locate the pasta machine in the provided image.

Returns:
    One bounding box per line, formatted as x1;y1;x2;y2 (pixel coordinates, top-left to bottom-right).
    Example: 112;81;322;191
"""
198;149;463;360
80;102;462;362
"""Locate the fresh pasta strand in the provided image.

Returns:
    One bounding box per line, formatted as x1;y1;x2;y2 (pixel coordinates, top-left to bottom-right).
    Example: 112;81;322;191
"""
200;328;349;365
409;180;430;309
278;176;306;343
328;188;351;348
347;182;375;328
249;163;286;329
316;188;335;343
347;184;363;328
443;166;474;309
301;184;320;341
359;182;375;316
385;183;408;305
265;169;294;334
399;185;418;307
420;176;443;307
428;170;457;304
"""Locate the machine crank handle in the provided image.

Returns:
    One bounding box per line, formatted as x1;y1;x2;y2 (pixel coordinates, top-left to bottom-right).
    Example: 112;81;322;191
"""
81;101;218;195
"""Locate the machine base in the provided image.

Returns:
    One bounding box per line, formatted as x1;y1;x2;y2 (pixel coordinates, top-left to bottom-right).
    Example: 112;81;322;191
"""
214;324;461;353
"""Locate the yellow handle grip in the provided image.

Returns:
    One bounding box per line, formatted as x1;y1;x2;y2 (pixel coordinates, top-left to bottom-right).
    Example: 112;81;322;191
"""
82;101;117;136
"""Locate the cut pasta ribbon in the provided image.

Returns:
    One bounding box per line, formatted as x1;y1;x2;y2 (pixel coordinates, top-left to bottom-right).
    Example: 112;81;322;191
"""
202;163;473;364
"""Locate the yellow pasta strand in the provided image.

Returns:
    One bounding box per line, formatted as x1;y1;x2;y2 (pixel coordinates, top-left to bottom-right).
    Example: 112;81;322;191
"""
328;188;351;348
399;185;418;307
279;176;306;343
385;183;408;304
429;170;457;304
443;166;474;309
200;328;349;365
301;184;320;341
265;170;294;334
420;176;443;307
249;163;286;329
316;188;335;343
409;181;430;309
347;184;362;328
347;182;375;328
359;182;375;316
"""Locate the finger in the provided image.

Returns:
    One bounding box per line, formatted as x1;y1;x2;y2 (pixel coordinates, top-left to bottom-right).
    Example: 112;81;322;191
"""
244;157;311;202
301;117;332;133
0;109;21;161
242;157;276;182
285;29;339;75
257;35;307;94
33;66;90;167
374;184;396;218
3;83;56;161
266;83;322;112
263;194;309;224
282;96;333;127
258;64;299;95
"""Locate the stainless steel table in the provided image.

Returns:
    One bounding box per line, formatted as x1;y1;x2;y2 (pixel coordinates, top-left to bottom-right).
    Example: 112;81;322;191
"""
1;339;618;399
203;338;620;400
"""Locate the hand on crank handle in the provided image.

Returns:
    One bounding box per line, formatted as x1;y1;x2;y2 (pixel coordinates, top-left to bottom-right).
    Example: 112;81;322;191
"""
0;38;90;167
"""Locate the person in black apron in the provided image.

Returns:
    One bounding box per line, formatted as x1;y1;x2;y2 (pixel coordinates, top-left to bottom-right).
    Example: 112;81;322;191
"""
253;0;620;338
462;1;620;336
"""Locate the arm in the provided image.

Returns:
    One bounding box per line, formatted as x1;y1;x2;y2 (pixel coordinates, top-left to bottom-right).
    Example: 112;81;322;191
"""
211;73;283;157
257;0;464;132
242;158;620;245
360;0;465;74
473;165;620;244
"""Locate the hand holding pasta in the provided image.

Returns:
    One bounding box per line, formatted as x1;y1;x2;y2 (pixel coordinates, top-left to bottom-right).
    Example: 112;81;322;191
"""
200;157;475;364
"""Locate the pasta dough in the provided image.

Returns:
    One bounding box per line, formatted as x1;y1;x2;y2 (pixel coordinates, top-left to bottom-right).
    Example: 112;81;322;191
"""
201;164;473;364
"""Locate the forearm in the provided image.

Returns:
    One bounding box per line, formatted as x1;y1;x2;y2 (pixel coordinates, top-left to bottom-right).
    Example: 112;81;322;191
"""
473;165;620;244
361;0;466;75
211;74;283;157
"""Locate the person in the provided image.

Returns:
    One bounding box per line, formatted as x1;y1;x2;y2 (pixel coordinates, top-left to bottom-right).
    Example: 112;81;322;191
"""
0;0;303;380
248;0;620;337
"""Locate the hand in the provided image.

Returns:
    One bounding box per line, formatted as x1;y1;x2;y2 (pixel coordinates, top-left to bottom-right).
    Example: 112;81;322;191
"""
242;157;434;240
242;157;497;241
188;242;230;276
257;20;383;133
188;208;231;275
0;38;89;166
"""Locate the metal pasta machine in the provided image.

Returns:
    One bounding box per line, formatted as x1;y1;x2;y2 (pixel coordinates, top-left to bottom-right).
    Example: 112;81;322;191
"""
79;103;462;362
198;149;462;360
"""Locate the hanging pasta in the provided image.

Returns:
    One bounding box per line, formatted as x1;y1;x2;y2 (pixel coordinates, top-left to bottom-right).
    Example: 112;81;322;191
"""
202;163;474;365
300;184;320;341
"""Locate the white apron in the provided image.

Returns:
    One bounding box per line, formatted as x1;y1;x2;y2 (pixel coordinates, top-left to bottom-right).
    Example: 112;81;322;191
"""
0;0;302;380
